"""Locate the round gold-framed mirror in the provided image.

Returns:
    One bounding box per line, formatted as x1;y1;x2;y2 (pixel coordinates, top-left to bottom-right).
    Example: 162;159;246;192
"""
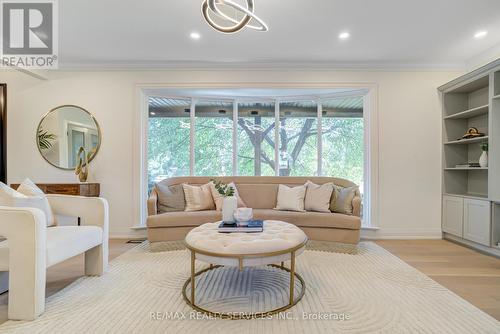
36;105;101;170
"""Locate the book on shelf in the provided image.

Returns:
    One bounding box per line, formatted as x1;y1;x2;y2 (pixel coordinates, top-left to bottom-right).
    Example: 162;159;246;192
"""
455;163;481;168
218;220;264;233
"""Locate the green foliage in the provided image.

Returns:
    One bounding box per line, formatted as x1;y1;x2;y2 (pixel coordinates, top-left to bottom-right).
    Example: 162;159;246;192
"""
210;179;235;197
37;128;56;150
481;142;488;151
147;112;364;193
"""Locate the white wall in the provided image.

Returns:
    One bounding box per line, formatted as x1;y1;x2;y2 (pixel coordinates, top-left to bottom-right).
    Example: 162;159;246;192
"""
1;68;463;238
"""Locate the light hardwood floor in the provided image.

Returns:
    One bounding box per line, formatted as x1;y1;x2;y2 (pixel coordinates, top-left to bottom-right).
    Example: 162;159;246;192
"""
375;240;500;321
0;239;499;325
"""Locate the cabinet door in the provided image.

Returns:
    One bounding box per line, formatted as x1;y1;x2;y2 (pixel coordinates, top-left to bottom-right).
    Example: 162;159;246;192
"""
463;198;491;246
442;196;464;237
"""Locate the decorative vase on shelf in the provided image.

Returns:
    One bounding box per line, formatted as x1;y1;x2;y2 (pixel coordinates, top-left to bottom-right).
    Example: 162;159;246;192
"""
479;143;488;168
222;196;238;222
479;151;488;167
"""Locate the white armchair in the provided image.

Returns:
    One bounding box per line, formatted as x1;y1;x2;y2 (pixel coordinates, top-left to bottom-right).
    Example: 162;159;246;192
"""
0;195;109;321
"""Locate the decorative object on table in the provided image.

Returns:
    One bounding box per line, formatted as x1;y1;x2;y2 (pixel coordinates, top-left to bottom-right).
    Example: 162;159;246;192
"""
209;180;246;210
37;105;101;170
459;127;485;140
211;179;237;222
479;143;488;167
201;0;269;34
75;146;90;182
218;219;264;233
234;207;253;226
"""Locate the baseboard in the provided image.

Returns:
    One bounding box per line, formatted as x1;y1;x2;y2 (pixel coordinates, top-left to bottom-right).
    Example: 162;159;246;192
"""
444;233;500;258
362;227;443;240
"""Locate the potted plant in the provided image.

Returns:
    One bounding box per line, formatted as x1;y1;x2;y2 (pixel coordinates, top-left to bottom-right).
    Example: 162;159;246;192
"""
479;142;488;167
211;179;237;222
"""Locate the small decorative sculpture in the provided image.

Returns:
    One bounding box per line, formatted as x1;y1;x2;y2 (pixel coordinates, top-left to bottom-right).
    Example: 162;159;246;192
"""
75;146;89;182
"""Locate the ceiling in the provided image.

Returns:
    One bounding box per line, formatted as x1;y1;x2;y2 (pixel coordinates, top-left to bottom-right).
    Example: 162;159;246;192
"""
60;0;500;68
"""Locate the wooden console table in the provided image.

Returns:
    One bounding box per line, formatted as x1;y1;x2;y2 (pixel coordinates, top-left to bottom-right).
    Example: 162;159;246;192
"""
10;183;100;197
10;183;100;225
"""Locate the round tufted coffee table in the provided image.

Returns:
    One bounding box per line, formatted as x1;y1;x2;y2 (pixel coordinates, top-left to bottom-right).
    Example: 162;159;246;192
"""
183;220;308;319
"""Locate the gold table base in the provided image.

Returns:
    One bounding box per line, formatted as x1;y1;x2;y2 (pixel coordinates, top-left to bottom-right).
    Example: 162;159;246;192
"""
182;258;306;320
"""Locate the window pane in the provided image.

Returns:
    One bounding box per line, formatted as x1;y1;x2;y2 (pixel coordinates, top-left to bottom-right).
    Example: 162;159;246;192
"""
195;101;233;176
237;102;276;176
321;97;364;191
279;101;318;176
148;98;190;190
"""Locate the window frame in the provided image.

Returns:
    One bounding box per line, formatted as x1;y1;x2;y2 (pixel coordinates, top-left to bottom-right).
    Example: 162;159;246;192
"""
136;86;378;230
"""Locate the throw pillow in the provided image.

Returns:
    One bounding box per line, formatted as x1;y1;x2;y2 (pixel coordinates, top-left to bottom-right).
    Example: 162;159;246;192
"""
274;184;306;212
330;185;358;215
182;183;216;212
304;181;334;213
155;183;186;213
0;181;55;226
209;181;247;211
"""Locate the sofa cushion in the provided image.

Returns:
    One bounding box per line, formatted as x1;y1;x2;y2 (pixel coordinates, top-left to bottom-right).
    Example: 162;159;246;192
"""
182;183;215;211
0;182;54;227
274;184;306;212
155;183;185;213
17;178;57;226
147;210;222;228
304;181;334;213
253;209;361;230
147;208;360;230
330;185;358;215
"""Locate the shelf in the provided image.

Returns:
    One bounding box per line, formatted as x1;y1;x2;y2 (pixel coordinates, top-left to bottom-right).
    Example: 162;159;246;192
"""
444;192;489;200
445;167;488;171
444;136;488;145
444;104;488;120
493;94;500;100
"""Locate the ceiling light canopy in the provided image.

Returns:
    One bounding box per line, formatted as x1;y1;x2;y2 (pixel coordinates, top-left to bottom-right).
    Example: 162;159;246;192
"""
201;0;268;34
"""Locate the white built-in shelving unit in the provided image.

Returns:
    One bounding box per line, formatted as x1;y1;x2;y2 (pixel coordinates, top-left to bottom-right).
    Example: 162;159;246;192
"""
439;58;500;257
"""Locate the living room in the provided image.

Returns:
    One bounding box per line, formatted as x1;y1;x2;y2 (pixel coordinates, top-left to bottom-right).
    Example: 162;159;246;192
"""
0;0;499;333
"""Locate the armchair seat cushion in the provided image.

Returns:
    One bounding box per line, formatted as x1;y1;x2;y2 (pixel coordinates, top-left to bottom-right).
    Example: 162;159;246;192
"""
0;226;103;269
46;226;103;267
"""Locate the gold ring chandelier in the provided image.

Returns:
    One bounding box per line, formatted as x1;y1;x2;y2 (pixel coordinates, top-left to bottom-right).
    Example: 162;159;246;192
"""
201;0;268;34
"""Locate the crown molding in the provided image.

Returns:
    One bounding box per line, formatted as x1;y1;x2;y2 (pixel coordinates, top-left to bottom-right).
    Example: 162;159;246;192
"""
56;60;466;72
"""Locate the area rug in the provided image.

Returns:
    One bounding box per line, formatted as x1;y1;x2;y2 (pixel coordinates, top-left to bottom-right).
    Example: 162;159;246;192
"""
0;241;499;334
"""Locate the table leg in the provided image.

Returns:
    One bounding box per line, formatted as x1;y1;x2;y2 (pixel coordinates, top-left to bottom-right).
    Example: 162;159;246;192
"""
191;250;195;305
77;217;81;226
289;251;295;305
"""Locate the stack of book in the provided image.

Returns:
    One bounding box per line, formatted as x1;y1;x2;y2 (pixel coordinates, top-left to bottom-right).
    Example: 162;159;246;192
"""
455;163;481;168
218;220;264;233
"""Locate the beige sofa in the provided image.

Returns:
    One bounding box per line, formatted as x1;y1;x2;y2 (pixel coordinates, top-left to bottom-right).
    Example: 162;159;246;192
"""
147;176;361;244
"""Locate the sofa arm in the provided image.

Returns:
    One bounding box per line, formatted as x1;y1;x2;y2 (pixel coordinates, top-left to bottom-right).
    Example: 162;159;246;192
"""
0;206;47;319
352;196;362;217
147;189;158;216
